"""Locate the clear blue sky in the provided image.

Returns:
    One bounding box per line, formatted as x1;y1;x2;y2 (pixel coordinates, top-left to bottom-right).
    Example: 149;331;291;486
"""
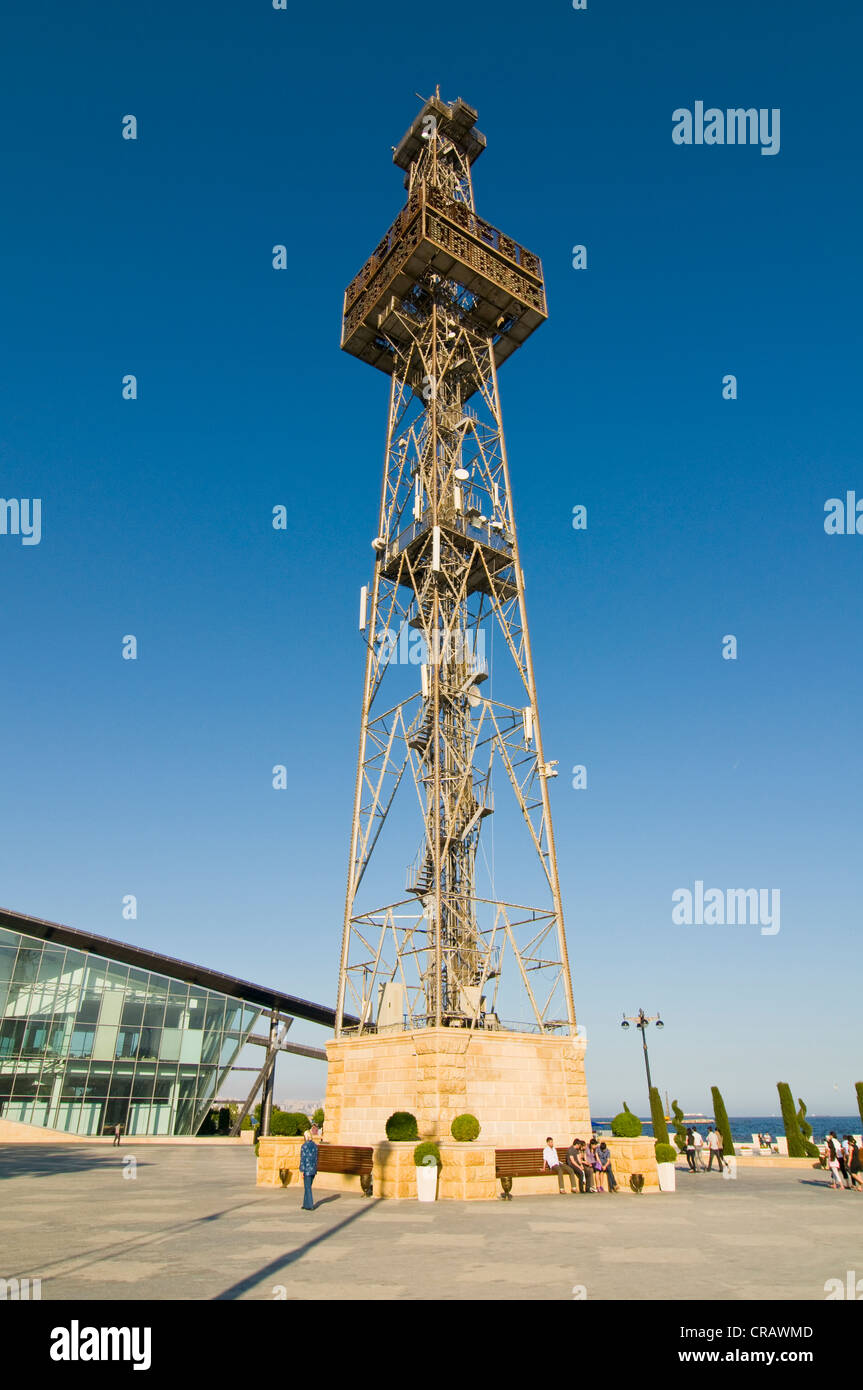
0;0;860;1115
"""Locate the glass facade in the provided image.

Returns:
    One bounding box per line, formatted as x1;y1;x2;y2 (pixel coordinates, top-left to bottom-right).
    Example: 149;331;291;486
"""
0;926;261;1136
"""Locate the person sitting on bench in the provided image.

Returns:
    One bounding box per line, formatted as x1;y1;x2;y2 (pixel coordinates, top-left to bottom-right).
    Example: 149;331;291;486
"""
566;1138;592;1192
543;1136;576;1193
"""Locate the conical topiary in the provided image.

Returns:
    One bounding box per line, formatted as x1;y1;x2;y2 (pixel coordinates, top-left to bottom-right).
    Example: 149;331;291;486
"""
776;1082;807;1158
649;1087;670;1146
710;1086;735;1158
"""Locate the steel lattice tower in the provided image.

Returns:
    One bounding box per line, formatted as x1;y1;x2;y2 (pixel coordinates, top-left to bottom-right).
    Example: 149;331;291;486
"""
334;95;578;1047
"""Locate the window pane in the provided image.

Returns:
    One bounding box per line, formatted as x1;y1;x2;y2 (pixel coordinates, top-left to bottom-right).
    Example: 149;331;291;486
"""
69;1027;95;1059
92;1025;118;1060
179;1031;202;1063
142;1001;165;1028
131;1070;156;1100
76;994;101;1025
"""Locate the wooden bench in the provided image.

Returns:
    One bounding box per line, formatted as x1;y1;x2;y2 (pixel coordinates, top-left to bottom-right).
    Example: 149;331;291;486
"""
313;1144;375;1196
495;1147;591;1199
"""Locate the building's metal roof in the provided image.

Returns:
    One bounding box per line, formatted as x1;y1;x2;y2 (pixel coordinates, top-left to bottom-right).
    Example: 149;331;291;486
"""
0;906;348;1030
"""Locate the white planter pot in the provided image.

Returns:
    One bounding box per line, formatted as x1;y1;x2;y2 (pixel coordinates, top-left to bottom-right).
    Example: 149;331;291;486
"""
416;1162;439;1201
657;1161;676;1193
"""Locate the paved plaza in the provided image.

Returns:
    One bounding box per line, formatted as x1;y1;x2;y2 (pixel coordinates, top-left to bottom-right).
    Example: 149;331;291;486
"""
0;1144;858;1301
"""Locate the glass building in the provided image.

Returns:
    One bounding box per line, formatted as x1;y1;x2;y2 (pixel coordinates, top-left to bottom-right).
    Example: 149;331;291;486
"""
0;923;262;1136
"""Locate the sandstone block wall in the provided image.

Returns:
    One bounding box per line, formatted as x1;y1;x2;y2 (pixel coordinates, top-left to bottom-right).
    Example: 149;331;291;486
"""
324;1028;591;1148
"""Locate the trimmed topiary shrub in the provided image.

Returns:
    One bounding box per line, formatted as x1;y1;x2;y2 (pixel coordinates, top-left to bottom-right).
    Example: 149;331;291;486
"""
240;1114;253;1131
413;1141;442;1168
450;1113;480;1142
217;1105;231;1135
710;1085;736;1158
270;1111;310;1137
776;1082;807;1158
671;1099;687;1152
649;1087;670;1146
655;1142;677;1165
611;1102;642;1138
796;1098;820;1159
312;1108;325;1128
386;1111;419;1141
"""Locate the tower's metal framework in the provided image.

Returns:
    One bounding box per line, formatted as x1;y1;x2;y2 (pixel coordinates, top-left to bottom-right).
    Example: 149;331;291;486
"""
335;95;576;1040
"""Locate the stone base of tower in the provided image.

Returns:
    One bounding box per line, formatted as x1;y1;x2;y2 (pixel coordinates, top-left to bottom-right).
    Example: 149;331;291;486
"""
323;1026;590;1148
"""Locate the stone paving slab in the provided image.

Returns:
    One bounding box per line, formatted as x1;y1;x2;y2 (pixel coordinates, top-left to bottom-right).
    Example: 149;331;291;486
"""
0;1143;860;1301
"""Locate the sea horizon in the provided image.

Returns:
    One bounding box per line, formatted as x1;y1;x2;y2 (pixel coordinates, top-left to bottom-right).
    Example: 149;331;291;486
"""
591;1114;861;1143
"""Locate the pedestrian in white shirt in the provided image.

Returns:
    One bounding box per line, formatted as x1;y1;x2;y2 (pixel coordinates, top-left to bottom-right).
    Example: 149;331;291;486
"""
706;1126;725;1172
692;1129;706;1170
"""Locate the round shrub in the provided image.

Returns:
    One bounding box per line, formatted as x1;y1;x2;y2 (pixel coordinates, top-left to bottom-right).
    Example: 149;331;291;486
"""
655;1142;677;1165
270;1111;310;1137
450;1113;480;1142
611;1108;642;1138
386;1111;419;1141
414;1141;442;1168
312;1108;325;1128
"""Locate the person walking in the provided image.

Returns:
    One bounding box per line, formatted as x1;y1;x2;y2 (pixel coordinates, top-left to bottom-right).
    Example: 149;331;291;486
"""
847;1137;863;1192
824;1134;845;1190
543;1136;576;1194
299;1129;319;1210
706;1125;725;1172
839;1135;853;1188
685;1127;697;1172
112;1123;123;1147
692;1128;707;1170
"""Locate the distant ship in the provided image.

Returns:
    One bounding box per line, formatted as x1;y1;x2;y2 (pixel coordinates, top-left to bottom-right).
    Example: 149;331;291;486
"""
663;1091;708;1123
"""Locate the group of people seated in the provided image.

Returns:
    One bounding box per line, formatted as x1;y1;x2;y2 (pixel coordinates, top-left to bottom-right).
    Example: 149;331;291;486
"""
542;1135;618;1193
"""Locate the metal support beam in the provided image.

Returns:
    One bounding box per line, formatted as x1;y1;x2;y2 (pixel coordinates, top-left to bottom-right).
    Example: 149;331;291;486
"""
228;1016;292;1137
259;1013;279;1138
245;1034;327;1061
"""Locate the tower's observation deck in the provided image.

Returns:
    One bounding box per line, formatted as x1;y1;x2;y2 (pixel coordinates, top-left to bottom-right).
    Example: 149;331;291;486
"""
341;97;547;378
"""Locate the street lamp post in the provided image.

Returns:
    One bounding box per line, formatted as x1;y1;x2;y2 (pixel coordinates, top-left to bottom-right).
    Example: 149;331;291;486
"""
621;1008;664;1105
